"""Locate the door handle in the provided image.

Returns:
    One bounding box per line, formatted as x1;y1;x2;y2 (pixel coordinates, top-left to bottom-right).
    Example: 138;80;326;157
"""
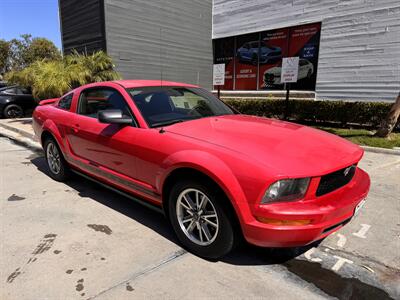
71;124;79;133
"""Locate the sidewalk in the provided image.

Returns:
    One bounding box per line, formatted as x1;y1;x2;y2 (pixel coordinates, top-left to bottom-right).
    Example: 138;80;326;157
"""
0;118;41;152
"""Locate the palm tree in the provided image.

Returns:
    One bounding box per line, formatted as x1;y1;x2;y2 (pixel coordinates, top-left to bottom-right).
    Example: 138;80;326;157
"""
5;51;121;100
69;50;120;83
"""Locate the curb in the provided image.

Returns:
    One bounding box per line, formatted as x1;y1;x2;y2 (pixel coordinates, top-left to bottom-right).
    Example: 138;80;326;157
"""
0;120;36;140
0;125;42;154
361;145;400;156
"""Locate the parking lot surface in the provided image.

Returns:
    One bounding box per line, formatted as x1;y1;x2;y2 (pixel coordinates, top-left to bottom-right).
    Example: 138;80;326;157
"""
0;136;399;299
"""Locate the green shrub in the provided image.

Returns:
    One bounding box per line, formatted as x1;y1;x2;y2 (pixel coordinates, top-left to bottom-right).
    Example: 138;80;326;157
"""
225;99;392;128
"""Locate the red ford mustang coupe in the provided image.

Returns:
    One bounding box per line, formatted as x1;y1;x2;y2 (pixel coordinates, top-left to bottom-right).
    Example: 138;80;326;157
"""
33;80;370;258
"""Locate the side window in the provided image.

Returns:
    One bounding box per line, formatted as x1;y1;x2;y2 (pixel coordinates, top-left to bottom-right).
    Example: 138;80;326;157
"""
58;93;73;110
2;88;16;94
78;88;133;120
20;87;31;95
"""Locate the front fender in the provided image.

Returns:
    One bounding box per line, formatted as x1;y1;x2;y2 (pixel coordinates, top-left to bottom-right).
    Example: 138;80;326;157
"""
0;97;13;110
158;150;254;224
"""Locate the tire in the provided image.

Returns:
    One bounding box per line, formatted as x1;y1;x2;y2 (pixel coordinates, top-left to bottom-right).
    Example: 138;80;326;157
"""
168;179;236;259
4;104;23;119
44;137;71;182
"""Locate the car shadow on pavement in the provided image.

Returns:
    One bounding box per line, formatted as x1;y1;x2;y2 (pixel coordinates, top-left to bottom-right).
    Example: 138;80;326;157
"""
30;155;315;266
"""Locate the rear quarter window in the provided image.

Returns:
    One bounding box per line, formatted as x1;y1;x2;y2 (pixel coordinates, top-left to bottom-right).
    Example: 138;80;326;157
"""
58;93;73;110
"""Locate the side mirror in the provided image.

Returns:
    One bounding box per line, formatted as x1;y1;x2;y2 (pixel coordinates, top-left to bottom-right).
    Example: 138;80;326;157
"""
98;109;132;125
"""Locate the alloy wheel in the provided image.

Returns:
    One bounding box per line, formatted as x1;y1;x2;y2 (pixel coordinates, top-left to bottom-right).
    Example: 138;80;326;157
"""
46;142;61;174
6;106;23;118
176;188;219;246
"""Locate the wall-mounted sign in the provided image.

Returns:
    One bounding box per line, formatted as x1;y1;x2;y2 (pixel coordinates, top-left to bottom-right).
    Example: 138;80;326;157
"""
213;22;321;91
213;63;225;86
281;57;299;83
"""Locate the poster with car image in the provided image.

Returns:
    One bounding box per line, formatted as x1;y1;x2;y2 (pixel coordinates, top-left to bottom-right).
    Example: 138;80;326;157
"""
288;23;321;91
258;28;288;90
213;37;234;90
213;22;321;91
235;32;259;90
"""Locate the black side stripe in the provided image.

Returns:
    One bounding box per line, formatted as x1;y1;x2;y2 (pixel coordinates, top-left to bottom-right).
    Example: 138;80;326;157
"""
71;169;164;214
65;154;160;199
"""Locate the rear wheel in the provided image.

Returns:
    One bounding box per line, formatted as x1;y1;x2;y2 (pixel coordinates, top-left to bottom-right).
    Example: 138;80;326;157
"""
44;138;70;181
4;104;23;118
168;180;236;259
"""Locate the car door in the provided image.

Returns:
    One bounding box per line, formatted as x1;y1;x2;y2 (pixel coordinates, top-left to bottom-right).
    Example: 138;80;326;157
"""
242;43;251;61
238;43;249;61
15;87;36;110
66;86;140;181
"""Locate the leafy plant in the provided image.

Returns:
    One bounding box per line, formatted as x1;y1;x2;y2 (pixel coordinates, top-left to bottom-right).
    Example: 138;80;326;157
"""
0;39;10;75
226;99;394;128
6;50;121;99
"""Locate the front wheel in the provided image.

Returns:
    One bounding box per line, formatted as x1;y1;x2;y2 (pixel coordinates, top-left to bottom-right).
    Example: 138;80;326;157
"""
44;138;70;181
168;180;236;259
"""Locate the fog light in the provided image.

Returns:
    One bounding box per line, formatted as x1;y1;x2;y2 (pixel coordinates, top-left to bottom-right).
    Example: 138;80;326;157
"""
256;217;312;226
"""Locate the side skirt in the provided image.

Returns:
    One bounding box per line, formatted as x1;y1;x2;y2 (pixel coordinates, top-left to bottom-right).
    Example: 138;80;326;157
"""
71;169;164;215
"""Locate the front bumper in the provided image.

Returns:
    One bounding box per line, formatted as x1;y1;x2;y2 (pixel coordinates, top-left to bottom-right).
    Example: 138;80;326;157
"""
242;167;370;247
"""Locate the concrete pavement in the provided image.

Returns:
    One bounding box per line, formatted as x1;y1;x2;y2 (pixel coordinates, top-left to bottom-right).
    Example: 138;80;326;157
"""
0;121;399;299
0;137;326;300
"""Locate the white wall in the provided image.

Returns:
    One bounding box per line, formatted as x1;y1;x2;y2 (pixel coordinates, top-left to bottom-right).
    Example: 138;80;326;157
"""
213;0;400;101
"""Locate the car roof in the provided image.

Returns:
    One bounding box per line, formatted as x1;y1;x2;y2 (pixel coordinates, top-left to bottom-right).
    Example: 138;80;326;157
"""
112;80;199;89
0;85;17;91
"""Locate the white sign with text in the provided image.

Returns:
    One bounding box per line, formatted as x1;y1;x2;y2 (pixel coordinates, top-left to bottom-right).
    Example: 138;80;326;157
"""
213;64;225;86
281;57;299;83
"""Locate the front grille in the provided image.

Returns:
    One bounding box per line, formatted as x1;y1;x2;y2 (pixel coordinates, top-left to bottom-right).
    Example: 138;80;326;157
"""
316;165;356;197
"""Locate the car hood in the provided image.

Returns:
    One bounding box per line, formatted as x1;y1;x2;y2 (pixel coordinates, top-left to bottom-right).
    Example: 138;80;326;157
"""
166;115;363;177
265;67;281;75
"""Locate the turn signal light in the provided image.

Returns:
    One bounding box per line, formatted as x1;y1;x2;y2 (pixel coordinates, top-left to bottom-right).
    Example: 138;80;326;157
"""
256;217;312;226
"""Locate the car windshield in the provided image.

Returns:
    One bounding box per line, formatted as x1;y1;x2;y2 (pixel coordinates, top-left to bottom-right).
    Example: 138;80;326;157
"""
127;87;235;128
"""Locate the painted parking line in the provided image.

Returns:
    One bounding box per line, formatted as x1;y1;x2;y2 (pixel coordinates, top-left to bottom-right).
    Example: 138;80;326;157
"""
352;224;371;239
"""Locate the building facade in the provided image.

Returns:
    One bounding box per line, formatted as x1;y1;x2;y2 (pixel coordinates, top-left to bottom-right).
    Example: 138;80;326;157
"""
59;0;399;101
59;0;213;88
213;0;400;101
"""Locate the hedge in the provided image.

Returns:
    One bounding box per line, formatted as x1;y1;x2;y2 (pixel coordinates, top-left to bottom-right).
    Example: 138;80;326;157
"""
225;99;392;128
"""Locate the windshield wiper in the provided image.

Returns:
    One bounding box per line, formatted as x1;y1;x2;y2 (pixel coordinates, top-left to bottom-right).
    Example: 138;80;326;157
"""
151;119;185;128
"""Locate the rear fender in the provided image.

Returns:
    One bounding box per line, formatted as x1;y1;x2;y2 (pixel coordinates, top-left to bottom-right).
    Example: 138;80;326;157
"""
42;119;66;153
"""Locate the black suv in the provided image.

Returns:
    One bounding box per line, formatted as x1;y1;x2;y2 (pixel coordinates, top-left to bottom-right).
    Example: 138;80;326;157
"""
0;86;37;118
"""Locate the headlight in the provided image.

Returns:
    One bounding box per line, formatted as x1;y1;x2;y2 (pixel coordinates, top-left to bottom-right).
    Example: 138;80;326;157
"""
261;178;310;204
